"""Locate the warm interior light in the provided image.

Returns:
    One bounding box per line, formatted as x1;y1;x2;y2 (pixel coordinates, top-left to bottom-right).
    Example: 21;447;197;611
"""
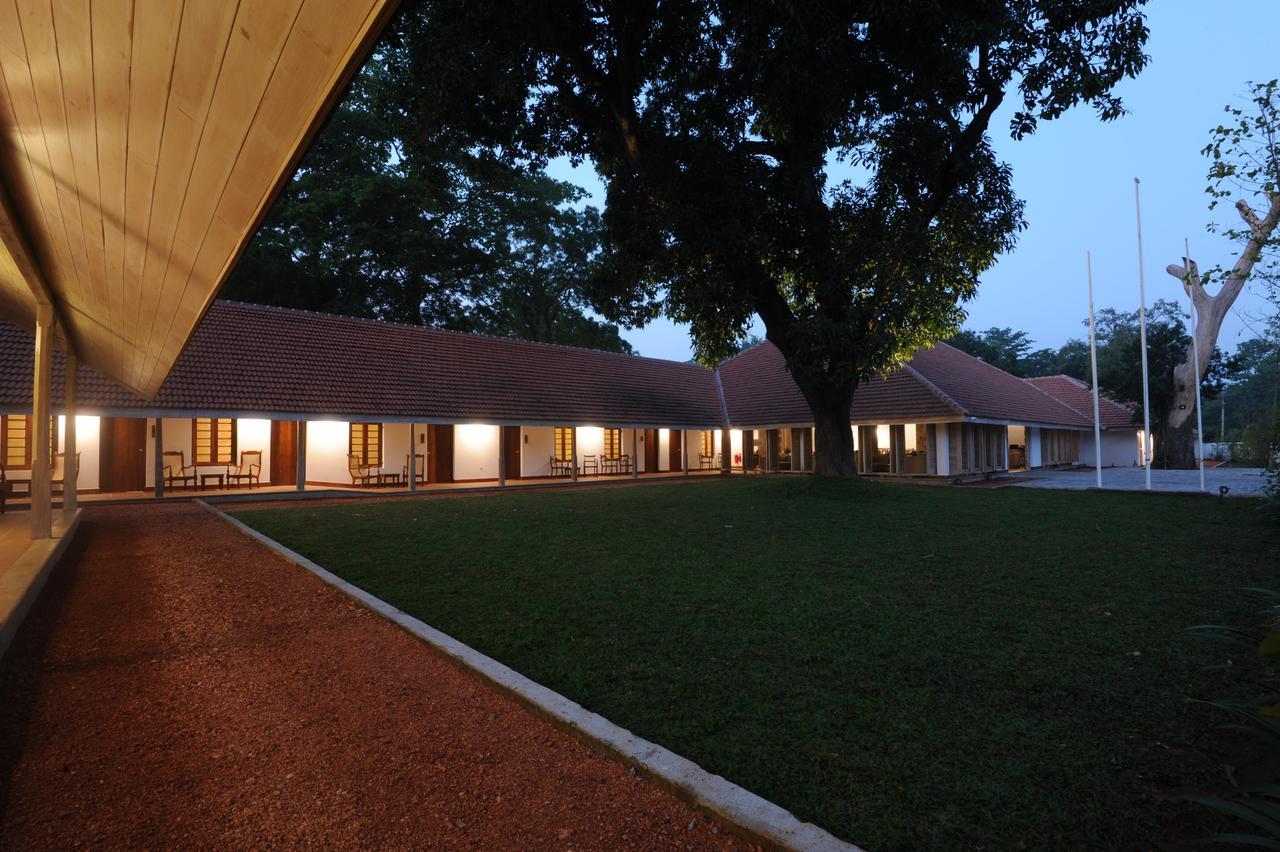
875;424;890;447
457;423;497;450
310;420;349;452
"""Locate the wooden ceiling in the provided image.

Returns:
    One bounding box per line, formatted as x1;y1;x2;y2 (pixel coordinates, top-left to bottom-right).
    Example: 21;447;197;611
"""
0;0;398;398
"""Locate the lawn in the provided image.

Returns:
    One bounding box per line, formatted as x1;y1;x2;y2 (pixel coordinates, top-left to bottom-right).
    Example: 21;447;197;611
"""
232;478;1275;850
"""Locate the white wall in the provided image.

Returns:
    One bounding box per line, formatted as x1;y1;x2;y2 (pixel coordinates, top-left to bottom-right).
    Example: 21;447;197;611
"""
658;428;670;472
306;420;353;483
8;415;102;491
522;426;555;477
380;422;412;479
454;423;499;480
1078;429;1143;467
1028;427;1043;468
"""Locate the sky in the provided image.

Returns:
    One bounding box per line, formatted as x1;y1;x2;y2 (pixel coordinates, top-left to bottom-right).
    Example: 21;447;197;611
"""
546;0;1279;362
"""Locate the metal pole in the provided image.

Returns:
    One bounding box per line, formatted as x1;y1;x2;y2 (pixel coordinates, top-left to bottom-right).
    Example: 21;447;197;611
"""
1184;238;1206;492
1134;178;1153;489
1087;251;1103;489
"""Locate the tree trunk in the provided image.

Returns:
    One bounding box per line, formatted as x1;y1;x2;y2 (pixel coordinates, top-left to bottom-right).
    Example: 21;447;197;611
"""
1155;416;1197;470
799;383;858;477
1163;192;1279;468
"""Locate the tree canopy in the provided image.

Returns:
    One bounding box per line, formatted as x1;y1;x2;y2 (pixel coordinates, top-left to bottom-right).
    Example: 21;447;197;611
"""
399;0;1150;474
225;39;634;353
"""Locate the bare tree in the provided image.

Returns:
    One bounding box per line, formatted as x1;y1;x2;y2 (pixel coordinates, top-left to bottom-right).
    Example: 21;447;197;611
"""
1163;80;1280;468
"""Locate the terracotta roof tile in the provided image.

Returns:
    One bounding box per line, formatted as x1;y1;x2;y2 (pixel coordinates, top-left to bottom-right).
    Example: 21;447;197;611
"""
0;301;724;427
717;341;1092;428
1024;375;1136;429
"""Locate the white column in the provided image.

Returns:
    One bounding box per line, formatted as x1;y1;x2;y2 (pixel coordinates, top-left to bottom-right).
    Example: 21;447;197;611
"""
682;430;689;476
63;350;77;513
31;304;53;539
1028;427;1043;468
408;423;417;491
631;428;638;479
295;420;307;491
498;426;507;487
935;423;951;477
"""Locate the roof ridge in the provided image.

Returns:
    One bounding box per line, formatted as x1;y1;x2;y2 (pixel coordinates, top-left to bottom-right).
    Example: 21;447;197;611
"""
931;342;1091;426
900;357;968;417
211;299;712;372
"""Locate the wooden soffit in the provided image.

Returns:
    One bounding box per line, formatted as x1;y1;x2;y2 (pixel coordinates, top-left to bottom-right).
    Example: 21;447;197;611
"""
0;0;398;397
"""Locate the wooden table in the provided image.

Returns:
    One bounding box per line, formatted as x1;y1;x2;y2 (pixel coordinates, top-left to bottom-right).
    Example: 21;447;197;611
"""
200;472;225;489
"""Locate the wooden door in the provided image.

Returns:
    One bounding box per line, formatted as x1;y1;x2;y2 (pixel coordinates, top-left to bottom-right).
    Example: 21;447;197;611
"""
668;429;682;471
269;420;297;486
99;417;147;492
644;428;658;472
502;426;521;480
428;424;454;483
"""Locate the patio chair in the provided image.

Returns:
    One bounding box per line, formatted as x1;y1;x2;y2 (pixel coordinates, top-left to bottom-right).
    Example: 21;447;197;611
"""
550;455;572;478
348;453;379;486
226;450;262;489
403;452;426;484
698;452;714;469
619;454;631;474
162;450;197;490
51;451;80;493
582;454;598;476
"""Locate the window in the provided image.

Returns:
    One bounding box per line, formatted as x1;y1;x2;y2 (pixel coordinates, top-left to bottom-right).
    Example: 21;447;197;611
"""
1;415;57;469
193;418;236;464
701;430;714;456
604;428;622;457
2;415;29;468
554;427;574;461
349;422;382;466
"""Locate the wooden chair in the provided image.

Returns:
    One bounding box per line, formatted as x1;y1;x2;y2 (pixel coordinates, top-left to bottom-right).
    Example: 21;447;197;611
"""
550;455;572;478
348;453;378;486
698;453;714;469
51;451;81;493
619;454;631;474
582;454;598;476
403;453;425;484
163;450;197;490
226;450;262;489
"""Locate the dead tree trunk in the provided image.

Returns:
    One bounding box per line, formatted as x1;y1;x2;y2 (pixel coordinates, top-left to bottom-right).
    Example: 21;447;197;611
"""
1163;192;1280;468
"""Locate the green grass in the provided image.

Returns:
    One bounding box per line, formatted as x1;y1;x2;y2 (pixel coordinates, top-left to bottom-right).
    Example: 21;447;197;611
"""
232;478;1275;850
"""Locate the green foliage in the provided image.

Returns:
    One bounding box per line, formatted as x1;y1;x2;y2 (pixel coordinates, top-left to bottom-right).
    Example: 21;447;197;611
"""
948;326;1079;378
1185;589;1280;847
225;31;634;354
398;0;1150;469
1203;79;1280;297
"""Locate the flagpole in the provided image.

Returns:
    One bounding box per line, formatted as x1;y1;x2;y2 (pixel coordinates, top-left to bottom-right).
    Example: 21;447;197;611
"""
1134;177;1152;489
1184;237;1206;492
1087;251;1103;489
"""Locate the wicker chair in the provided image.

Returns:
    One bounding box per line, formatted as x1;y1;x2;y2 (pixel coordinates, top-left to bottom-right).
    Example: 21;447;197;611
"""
51;451;81;493
226;450;262;488
348;453;379;486
403;453;425;484
163;450;197;490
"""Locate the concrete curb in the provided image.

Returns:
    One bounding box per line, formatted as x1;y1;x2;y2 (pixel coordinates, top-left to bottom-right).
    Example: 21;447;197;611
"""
200;500;860;852
0;509;81;659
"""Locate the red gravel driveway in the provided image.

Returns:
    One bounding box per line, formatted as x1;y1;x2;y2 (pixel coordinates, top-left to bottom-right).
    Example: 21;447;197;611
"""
0;503;752;849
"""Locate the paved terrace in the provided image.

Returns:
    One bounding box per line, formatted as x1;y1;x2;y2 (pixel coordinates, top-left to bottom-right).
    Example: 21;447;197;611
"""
0;503;749;849
1007;466;1269;496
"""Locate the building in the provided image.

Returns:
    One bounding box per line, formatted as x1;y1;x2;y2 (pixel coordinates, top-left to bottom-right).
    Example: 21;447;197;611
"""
1;302;1127;496
1023;375;1144;468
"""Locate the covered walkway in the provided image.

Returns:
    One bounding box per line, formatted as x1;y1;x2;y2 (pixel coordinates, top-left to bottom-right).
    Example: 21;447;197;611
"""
0;504;746;849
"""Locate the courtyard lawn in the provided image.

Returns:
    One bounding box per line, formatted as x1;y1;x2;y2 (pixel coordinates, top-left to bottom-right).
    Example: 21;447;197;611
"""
231;478;1274;850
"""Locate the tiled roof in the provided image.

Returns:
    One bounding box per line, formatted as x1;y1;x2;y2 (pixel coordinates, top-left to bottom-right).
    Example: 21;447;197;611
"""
718;341;961;425
0;301;725;428
1024;375;1136;429
718;340;1093;428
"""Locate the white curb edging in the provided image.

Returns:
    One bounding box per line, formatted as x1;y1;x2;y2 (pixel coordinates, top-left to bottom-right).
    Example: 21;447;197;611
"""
199;500;860;852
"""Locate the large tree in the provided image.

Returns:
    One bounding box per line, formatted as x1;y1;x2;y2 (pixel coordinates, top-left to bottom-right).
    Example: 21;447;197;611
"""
226;38;634;353
1161;80;1280;468
400;0;1148;474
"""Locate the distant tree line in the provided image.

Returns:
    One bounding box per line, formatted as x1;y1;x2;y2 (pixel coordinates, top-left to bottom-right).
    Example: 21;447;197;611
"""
947;302;1278;467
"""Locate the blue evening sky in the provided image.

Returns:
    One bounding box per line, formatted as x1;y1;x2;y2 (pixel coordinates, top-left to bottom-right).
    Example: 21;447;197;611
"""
547;1;1279;362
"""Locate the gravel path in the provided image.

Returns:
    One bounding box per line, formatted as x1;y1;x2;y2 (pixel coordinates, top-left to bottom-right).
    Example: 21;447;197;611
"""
0;503;752;850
